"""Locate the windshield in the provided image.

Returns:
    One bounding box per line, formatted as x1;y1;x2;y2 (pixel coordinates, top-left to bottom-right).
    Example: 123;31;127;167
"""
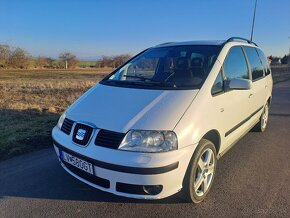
101;45;221;90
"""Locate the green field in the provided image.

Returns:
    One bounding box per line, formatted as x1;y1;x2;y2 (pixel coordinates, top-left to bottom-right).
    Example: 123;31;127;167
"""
0;67;290;160
78;60;99;68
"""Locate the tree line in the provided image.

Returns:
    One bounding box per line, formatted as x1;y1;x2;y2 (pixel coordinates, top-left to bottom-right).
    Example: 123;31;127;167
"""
268;55;289;65
0;44;131;69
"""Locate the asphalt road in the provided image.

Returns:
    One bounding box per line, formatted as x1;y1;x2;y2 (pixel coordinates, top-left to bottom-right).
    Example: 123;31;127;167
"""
1;80;290;218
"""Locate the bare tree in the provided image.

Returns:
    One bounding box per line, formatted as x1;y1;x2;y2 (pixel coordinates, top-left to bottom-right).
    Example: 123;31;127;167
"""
0;44;11;68
59;52;78;69
114;54;131;68
8;47;29;69
99;55;113;68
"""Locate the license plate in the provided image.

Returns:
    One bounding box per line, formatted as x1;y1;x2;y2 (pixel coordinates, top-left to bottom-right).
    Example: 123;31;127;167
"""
60;150;94;175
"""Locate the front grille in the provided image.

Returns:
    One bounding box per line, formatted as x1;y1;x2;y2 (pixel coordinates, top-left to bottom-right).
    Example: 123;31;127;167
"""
61;118;74;135
94;129;125;149
72;123;93;146
62;161;110;189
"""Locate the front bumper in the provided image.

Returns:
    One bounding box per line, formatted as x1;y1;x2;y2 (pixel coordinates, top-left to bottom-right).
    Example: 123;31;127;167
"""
52;127;197;199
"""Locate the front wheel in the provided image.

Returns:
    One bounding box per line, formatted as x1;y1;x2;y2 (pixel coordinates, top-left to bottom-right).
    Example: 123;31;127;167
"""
181;139;217;203
252;103;269;132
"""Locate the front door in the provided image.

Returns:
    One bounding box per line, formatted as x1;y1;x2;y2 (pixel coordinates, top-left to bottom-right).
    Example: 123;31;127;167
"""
219;46;253;152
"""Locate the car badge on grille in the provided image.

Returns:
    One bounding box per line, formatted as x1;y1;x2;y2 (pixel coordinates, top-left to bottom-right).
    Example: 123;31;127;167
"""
76;129;86;140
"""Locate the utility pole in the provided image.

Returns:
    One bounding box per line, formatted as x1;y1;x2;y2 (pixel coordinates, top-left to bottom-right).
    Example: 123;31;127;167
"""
250;0;258;41
288;37;290;68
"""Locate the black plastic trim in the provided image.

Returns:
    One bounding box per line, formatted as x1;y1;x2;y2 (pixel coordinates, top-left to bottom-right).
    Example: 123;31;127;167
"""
53;139;179;175
60;118;74;135
116;182;163;195
225;106;263;137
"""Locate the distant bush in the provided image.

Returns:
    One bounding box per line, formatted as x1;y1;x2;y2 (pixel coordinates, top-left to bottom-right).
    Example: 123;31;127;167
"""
0;44;10;68
99;54;131;68
36;57;55;69
0;44;30;69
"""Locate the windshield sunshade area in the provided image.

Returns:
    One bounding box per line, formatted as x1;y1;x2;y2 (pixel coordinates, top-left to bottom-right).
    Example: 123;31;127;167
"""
101;45;221;90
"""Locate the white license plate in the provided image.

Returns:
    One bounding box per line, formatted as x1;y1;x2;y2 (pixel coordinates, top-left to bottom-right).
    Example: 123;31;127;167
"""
60;150;94;175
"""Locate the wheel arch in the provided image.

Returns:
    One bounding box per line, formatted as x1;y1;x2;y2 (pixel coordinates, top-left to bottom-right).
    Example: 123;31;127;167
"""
201;129;221;155
267;96;272;106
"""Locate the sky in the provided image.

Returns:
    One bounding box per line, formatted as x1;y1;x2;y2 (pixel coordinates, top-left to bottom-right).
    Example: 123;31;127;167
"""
0;0;289;59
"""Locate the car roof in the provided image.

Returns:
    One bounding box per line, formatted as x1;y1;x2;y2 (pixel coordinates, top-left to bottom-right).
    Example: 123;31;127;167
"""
154;37;258;48
154;40;226;48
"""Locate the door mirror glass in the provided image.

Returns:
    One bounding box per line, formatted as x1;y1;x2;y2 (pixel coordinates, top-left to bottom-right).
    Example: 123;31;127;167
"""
228;78;252;90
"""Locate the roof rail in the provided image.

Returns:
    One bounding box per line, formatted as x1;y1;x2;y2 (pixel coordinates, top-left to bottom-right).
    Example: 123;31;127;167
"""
225;37;258;46
156;42;175;46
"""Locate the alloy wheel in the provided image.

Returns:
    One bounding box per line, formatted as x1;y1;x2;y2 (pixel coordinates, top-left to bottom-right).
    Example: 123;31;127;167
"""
193;148;215;197
261;104;269;130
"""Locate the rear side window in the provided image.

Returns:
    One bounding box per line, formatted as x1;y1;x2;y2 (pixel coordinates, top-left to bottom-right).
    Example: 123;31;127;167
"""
256;49;271;76
243;46;264;80
224;46;249;80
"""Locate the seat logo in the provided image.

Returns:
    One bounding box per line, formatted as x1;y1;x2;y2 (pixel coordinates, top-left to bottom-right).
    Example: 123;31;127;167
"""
76;129;86;140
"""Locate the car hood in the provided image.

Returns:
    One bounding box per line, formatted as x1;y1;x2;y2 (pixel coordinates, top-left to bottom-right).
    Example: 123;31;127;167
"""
66;84;199;133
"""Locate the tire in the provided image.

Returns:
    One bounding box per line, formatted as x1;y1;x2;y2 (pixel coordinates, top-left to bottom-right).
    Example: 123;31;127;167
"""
252;103;269;132
181;139;217;203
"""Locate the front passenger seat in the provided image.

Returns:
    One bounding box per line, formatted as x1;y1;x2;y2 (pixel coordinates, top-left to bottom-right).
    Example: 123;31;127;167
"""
190;58;205;86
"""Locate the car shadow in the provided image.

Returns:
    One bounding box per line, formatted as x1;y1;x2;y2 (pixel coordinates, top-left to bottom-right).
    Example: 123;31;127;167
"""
0;145;187;204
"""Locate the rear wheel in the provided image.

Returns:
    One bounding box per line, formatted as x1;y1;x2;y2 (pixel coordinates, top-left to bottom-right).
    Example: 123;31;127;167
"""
181;139;217;203
252;103;269;132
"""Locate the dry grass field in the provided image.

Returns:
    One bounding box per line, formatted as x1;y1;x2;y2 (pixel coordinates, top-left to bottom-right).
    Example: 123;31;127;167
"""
1;66;290;160
0;68;112;159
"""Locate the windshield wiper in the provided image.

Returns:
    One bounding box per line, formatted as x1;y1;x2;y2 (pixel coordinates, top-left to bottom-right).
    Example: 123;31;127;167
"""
122;75;177;87
105;79;155;87
104;78;177;88
151;81;177;88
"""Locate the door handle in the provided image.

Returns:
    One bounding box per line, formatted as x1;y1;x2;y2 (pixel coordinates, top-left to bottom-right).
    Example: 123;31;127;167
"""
265;85;268;89
249;93;253;98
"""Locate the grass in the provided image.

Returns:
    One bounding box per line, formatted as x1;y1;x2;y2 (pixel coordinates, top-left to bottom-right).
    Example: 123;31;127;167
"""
0;66;290;160
0;109;58;158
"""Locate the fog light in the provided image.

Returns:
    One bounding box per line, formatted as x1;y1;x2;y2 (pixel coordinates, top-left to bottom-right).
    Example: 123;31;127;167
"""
143;185;163;195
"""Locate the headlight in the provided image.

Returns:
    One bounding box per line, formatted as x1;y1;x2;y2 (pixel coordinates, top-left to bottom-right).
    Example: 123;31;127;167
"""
57;113;66;129
119;130;178;153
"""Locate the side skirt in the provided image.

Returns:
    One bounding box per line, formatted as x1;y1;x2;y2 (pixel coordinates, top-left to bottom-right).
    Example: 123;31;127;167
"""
217;116;260;159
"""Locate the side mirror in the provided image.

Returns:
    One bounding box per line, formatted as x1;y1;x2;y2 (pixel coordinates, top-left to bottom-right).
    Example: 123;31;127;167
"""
228;78;252;90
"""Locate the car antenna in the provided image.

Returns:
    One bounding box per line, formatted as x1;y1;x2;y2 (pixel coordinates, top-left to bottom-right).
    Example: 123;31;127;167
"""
250;0;258;41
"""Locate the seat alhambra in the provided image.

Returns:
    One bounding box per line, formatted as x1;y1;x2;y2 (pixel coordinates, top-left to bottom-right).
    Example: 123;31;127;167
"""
52;37;272;203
